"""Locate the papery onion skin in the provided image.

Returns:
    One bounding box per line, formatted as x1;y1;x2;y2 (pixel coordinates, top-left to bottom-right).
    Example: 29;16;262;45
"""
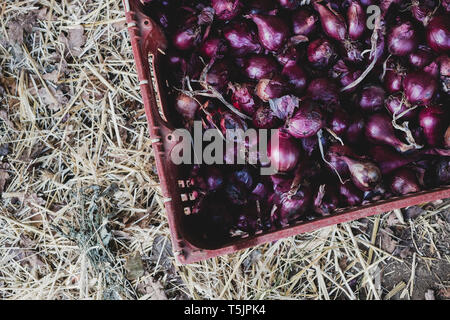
253;106;281;129
286;103;324;139
175;93;199;121
255;77;286;102
385;94;417;121
314;185;339;216
231;83;258;116
212;0;242;21
280;187;312;223
426;15;450;53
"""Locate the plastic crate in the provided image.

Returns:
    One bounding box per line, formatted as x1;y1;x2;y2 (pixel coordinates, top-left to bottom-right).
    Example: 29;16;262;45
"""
123;0;450;264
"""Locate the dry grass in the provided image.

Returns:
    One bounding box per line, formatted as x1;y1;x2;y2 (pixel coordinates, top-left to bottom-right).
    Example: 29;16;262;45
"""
0;0;449;300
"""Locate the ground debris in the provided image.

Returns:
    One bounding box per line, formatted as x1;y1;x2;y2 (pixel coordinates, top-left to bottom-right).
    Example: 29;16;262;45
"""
0;163;10;194
149;235;174;273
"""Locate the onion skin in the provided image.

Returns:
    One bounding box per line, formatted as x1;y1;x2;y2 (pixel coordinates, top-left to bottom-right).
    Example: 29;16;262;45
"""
341;156;382;191
255;77;286;102
385;94;417;121
389;168;421;195
388;21;419;56
359;85;385;113
248;14;290;52
292;9;318;36
268;129;301;173
347;0;366;41
314;2;347;41
365;113;412;153
282;61;308;94
286;103;324;139
339;181;363;207
426;16;450;53
212;0;242;21
419;105;448;147
280;187;312;223
244;55;279;80
231;83;258;116
175;93;199;121
223;21;262;57
307;38;336;69
403;71;438;105
173;24;201;51
253;106;281;129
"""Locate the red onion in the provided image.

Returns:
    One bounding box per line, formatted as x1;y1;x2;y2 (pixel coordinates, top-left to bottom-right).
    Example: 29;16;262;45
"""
206;60;231;91
292;9;318;36
281;61;308;94
359;85;385;113
346;114;365;145
403;71;438;105
279;187;312;223
340;156;382;191
368;145;417;175
426;15;450;53
268;129;301;173
301;136;318;157
347;0;366;41
419;105;447;147
339;181;363;207
247;0;276;14
389;168;421;195
276;45;300;66
387;21;419;56
175;93;199;121
269;95;299;121
244;55;279;80
253;106;281;129
384;70;404;93
231;83;258;116
212;0;242;21
172;21;201;51
314;2;347;41
365;113;413;153
409;46;434;69
329;109;350;136
314;184;339;216
307;38;336;69
223;21;262;57
385;94;416;121
220;111;248;137
248;14;290;52
255;77;286;102
286;103;324;139
306;78;339;105
200;38;228;59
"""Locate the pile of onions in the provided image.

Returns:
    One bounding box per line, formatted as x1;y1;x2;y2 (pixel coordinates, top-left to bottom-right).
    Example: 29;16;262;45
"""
142;0;450;240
